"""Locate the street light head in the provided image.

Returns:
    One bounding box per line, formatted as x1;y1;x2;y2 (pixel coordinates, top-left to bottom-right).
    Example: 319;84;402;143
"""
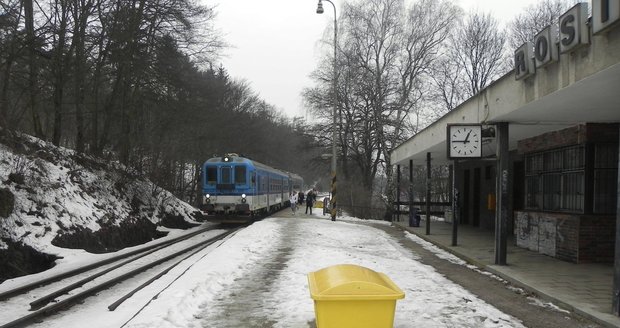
316;0;324;14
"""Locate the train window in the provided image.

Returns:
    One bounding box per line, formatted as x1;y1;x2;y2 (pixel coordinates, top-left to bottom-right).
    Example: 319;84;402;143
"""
206;167;217;184
235;166;246;184
221;167;232;184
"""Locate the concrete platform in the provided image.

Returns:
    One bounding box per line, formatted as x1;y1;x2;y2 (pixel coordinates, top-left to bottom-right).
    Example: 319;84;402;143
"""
393;218;620;328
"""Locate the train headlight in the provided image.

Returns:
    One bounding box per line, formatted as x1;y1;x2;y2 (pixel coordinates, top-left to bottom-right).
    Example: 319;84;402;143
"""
241;194;247;203
205;194;211;203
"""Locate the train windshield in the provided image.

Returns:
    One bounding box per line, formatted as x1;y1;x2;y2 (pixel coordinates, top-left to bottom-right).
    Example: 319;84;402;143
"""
206;166;217;184
235;166;247;184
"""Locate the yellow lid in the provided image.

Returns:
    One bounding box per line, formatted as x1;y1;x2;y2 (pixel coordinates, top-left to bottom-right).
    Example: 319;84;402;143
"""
308;264;405;301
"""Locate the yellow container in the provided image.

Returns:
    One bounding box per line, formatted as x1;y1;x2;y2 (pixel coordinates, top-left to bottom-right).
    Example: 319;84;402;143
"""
307;264;405;328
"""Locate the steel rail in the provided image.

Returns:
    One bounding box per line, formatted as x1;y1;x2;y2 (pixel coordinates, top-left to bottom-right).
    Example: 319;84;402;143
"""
0;228;238;328
108;227;241;311
29;242;170;310
0;224;215;301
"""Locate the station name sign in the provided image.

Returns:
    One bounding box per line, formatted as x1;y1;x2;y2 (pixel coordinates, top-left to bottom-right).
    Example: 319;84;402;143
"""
515;0;620;80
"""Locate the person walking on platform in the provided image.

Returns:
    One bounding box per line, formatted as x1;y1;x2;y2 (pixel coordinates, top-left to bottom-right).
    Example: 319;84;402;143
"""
290;191;298;215
298;191;305;206
305;189;315;214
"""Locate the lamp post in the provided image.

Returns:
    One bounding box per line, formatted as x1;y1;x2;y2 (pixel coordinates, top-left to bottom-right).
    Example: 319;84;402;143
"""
316;0;337;222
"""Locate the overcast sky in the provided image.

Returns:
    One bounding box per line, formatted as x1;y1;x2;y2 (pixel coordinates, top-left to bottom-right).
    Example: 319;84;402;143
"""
208;0;545;119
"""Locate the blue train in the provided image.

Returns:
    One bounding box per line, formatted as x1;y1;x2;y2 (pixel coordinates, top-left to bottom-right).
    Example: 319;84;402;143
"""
200;153;304;223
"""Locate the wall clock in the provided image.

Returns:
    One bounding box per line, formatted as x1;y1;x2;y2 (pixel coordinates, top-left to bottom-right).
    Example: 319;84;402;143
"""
447;124;482;158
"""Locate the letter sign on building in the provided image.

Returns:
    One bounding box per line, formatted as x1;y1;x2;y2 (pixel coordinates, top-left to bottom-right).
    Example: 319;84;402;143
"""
514;42;535;80
593;0;620;34
534;26;558;68
559;3;589;53
514;1;620;82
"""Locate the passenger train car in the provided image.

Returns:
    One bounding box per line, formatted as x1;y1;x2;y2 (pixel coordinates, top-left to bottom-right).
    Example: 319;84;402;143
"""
200;154;303;223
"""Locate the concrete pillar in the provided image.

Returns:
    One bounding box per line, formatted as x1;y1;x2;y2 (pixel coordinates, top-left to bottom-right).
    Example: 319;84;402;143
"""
426;152;431;235
495;122;509;265
612;125;620;315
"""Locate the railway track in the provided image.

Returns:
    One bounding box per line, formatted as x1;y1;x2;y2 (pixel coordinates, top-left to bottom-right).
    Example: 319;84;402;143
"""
0;224;243;328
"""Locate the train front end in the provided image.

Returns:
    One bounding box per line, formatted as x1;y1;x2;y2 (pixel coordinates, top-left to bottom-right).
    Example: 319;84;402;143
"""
201;154;255;223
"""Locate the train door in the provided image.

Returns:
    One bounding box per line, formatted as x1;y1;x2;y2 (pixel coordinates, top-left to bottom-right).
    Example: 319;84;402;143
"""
219;165;233;191
257;172;266;210
251;171;257;199
281;177;285;207
266;175;270;210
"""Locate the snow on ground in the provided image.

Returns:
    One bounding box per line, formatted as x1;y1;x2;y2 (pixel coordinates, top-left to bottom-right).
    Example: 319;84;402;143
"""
2;213;529;328
0;133;200;254
123;214;524;328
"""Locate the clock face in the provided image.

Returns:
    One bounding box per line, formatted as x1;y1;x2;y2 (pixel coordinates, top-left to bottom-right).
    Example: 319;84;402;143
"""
448;125;482;158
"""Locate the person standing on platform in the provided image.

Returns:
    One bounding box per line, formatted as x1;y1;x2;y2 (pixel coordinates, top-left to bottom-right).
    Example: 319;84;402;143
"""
305;189;315;214
290;191;298;215
298;190;305;206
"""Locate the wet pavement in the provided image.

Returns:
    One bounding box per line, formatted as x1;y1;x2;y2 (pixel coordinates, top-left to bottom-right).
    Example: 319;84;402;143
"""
392;217;619;328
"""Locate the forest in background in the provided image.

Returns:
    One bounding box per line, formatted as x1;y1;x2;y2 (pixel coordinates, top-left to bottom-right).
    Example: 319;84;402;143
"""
0;0;577;218
0;0;324;206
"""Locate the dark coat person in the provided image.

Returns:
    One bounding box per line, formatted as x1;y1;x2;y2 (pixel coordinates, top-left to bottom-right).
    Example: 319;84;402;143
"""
305;189;316;214
298;191;305;205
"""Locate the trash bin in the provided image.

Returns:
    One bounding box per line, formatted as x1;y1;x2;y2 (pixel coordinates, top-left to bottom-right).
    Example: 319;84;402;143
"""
408;207;420;227
307;264;405;328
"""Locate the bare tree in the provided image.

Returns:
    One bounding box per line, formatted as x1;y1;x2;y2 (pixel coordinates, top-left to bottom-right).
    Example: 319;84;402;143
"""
507;0;578;50
451;10;506;98
50;0;73;146
394;0;459;132
24;0;44;138
70;0;96;153
0;0;23;129
305;0;459;219
381;0;459;218
428;55;468;113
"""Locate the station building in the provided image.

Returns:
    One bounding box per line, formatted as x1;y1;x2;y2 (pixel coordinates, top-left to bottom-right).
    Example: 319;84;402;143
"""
390;0;620;317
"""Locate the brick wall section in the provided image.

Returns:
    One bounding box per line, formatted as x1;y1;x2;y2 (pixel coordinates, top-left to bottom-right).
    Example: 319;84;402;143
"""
517;123;619;154
517;125;585;153
555;215;579;263
514;211;615;263
579;215;616;263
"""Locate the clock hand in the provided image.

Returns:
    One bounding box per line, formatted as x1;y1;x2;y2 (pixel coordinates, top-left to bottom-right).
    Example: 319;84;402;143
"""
464;131;472;143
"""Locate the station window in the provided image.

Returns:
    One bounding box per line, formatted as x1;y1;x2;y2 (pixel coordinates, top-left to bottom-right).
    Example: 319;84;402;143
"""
206;167;217;184
525;145;584;212
593;144;618;214
235;166;247;184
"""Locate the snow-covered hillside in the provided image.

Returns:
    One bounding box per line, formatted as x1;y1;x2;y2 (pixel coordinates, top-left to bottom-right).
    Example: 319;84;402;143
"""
0;131;203;282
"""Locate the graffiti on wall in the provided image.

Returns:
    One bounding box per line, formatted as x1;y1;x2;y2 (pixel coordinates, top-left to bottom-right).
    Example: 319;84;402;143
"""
515;211;557;257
